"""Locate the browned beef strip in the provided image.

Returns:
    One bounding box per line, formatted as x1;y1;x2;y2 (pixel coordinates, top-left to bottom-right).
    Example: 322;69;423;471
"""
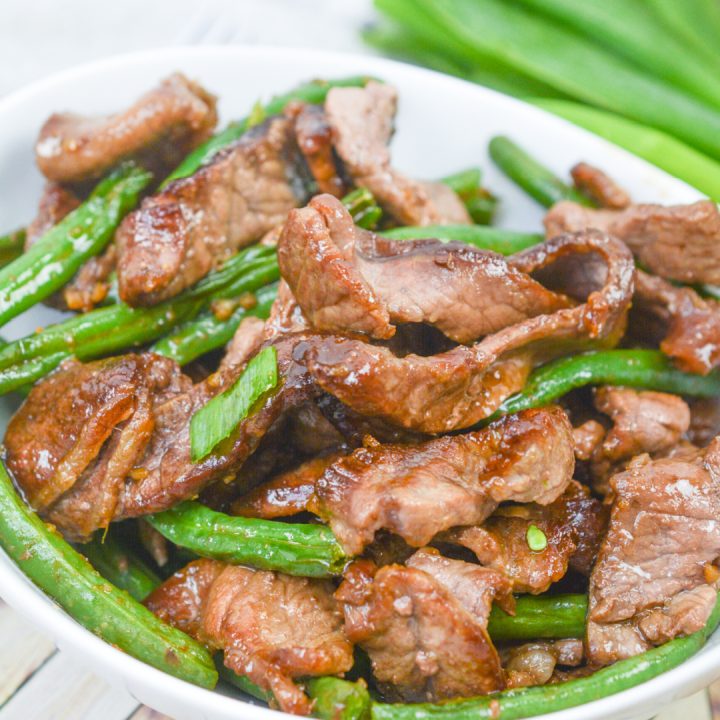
572;419;606;462
304;230;633;433
688;397;720;448
4;331;324;540
116;114;309;307
291;102;346;197
36;73;217;184
26;182;81;246
570;163;630;210
146;559;352;715
586;439;720;665
325;82;470;225
631;269;720;375
311;407;574;555
545;199;720;285
444;480;606;593
218;316;267;373
503;639;584;689
336;557;506;702
279;194;572;342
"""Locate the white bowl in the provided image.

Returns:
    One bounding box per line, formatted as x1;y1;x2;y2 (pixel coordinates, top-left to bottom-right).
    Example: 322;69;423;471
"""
0;45;713;720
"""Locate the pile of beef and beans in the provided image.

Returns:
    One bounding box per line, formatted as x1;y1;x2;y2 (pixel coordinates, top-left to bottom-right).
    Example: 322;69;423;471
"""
3;72;720;719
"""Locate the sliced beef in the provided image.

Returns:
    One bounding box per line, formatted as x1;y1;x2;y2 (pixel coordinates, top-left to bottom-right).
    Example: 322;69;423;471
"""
336;557;505;702
631;269;720;375
26;182;81;246
688;397;720;448
570;163;630;210
146;559;352;715
325;82;470;225
586;440;720;665
218;316;267;373
311;407;573;554
504;639;584;689
291;102;346;197
4;353;190;540
279;194;571;342
445;480;606;593
5;332;324;540
116;115;308;306
304;229;633;432
545;199;720;285
36;73;217;183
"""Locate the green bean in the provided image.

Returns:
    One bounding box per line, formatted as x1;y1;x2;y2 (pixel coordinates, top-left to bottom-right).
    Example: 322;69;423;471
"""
219;665;273;703
371;593;720;720
147;502;349;578
0;164;151;329
489;136;592;207
0;461;217;688
487;594;586;641
496;350;720;420
343;187;383;230
164;76;372;185
516;0;720;110
534;98;720;202
0;228;26;267
382;224;542;254
152;282;279;365
309;677;372;720
439;168;482;196
80;532;161;601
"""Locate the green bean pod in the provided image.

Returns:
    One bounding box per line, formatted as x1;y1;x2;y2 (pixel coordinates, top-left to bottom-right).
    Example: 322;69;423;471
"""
147;502;349;578
164;76;372;185
497;349;720;419
0;228;26;267
80;532;161;601
308;677;372;720
0;164;151;328
489;136;593;208
371;593;720;720
0;461;217;688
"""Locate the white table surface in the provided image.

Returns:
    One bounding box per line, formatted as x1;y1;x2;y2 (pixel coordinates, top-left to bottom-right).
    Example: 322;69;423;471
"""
0;0;716;717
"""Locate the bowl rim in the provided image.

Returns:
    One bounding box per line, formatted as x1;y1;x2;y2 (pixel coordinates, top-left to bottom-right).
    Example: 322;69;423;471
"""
0;43;715;720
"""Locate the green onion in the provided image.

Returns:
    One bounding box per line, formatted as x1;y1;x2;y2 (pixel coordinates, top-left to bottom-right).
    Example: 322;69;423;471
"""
190;346;278;461
526;524;547;552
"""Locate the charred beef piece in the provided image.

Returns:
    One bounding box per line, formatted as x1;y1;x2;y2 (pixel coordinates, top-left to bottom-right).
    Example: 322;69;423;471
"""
278;194;572;342
586;439;720;665
26;182;81;246
36;73;217;184
146;559;352;715
313;406;574;554
324;82;470;226
116;114;310;307
503;639;584;689
4;331;325;540
337;553;509;702
631;270;720;375
302;228;633;433
569;163;630;210
444;480;606;593
545;199;720;285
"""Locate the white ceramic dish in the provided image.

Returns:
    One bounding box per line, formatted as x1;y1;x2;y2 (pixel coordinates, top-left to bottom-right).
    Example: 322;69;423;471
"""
0;45;713;720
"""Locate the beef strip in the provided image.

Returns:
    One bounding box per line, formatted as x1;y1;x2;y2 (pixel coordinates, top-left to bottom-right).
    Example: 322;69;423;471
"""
303;229;634;433
336;556;506;702
688;397;720;448
503;639;584;689
278;194;572;342
570;163;630;210
586;439;720;665
5;331;324;540
311;406;574;554
545;199;720;285
36;73;217;184
116;114;309;306
631;269;720;375
444;480;606;593
146;559;352;715
25;181;81;246
324;82;470;225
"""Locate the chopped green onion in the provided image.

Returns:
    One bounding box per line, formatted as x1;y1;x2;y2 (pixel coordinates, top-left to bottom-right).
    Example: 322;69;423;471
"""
190;346;278;462
526;524;547;552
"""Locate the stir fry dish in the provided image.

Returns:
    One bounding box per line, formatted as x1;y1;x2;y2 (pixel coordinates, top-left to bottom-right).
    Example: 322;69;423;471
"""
3;72;720;720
